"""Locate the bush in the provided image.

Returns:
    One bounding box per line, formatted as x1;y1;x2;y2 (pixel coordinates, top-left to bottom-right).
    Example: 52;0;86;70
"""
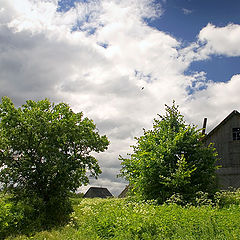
0;194;73;238
214;189;240;207
0;194;24;239
120;102;219;203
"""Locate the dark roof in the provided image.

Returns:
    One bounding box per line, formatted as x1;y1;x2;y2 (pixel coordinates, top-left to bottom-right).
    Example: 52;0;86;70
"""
204;110;240;140
83;187;113;198
118;185;130;198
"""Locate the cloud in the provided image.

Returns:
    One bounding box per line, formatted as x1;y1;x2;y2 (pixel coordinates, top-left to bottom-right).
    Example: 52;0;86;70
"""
182;8;192;15
183;74;240;131
0;0;240;195
181;23;240;62
198;23;240;57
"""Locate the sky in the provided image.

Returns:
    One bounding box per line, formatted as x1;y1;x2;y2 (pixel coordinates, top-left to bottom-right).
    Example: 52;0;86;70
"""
0;0;240;196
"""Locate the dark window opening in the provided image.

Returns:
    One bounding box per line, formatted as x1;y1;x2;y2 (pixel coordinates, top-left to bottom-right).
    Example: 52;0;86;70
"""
233;128;240;140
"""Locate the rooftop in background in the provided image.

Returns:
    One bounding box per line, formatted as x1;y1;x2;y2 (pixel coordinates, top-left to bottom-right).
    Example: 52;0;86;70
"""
83;187;113;198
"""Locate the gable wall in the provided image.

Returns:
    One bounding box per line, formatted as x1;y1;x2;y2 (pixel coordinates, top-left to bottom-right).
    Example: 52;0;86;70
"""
206;115;240;167
205;114;240;189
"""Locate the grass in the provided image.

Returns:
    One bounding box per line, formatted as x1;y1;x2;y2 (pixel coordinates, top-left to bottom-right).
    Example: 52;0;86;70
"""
4;191;240;240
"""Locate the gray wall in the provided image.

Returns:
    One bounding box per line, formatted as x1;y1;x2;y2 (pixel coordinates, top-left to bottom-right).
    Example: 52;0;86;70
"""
205;114;240;189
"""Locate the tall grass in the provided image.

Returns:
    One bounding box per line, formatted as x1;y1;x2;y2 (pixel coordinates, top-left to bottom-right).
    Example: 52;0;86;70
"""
4;190;240;240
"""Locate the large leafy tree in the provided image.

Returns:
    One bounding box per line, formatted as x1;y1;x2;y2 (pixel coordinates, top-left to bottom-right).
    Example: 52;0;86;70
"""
0;97;109;224
120;103;219;203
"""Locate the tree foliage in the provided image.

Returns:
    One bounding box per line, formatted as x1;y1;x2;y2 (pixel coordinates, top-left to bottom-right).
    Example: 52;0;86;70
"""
120;102;219;203
0;97;109;225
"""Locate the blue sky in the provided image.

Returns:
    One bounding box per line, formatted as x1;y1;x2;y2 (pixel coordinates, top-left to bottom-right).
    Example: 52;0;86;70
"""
152;0;240;83
0;0;240;195
156;0;240;42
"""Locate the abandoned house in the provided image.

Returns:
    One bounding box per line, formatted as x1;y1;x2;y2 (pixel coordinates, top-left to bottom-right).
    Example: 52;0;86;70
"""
83;187;113;198
204;110;240;189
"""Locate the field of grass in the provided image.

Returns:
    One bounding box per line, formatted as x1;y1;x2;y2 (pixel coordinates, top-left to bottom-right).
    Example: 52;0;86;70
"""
3;191;240;240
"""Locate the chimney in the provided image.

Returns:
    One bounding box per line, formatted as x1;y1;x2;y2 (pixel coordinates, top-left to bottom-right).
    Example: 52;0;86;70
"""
202;118;207;135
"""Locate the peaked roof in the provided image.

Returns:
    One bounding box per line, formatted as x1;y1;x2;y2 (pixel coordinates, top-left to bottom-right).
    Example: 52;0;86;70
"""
118;185;130;198
205;110;240;139
83;187;113;198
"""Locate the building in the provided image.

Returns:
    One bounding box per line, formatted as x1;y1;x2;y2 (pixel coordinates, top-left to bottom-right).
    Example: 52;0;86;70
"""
83;187;113;198
118;185;130;198
204;110;240;189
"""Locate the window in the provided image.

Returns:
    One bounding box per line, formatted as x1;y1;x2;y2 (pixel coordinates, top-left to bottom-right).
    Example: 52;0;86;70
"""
233;128;240;140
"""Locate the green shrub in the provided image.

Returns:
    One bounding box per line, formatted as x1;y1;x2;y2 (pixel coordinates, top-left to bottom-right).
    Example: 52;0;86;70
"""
120;102;219;203
0;194;73;238
214;189;240;207
0;194;24;239
69;192;84;199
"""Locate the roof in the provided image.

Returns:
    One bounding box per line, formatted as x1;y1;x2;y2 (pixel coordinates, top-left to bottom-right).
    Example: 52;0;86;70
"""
204;110;240;140
118;185;130;198
83;187;113;198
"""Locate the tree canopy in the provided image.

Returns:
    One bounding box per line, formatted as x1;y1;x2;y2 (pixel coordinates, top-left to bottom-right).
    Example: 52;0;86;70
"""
0;97;109;224
120;102;219;203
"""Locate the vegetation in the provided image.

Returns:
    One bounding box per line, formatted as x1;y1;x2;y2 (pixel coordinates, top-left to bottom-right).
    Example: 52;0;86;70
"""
120;102;219;203
2;190;240;239
1;98;238;239
0;97;109;229
0;193;24;239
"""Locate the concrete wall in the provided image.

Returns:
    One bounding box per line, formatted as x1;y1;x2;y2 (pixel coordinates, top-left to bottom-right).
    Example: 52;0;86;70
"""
205;114;240;189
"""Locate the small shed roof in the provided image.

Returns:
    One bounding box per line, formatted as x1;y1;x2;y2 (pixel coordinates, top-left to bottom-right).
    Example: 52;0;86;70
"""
83;187;113;198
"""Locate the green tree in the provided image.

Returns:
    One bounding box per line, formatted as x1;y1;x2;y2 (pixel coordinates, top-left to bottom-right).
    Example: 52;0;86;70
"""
0;97;109;226
119;102;219;203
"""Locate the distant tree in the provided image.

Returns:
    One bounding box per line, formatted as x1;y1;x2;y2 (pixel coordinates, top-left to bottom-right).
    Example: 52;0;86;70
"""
119;102;219;203
0;97;109;225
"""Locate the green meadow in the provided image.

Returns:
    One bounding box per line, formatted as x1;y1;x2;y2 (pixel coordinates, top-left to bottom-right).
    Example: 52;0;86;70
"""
2;190;240;240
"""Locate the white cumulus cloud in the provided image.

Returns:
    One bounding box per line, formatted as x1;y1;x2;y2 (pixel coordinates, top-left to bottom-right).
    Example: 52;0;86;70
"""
198;23;240;57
